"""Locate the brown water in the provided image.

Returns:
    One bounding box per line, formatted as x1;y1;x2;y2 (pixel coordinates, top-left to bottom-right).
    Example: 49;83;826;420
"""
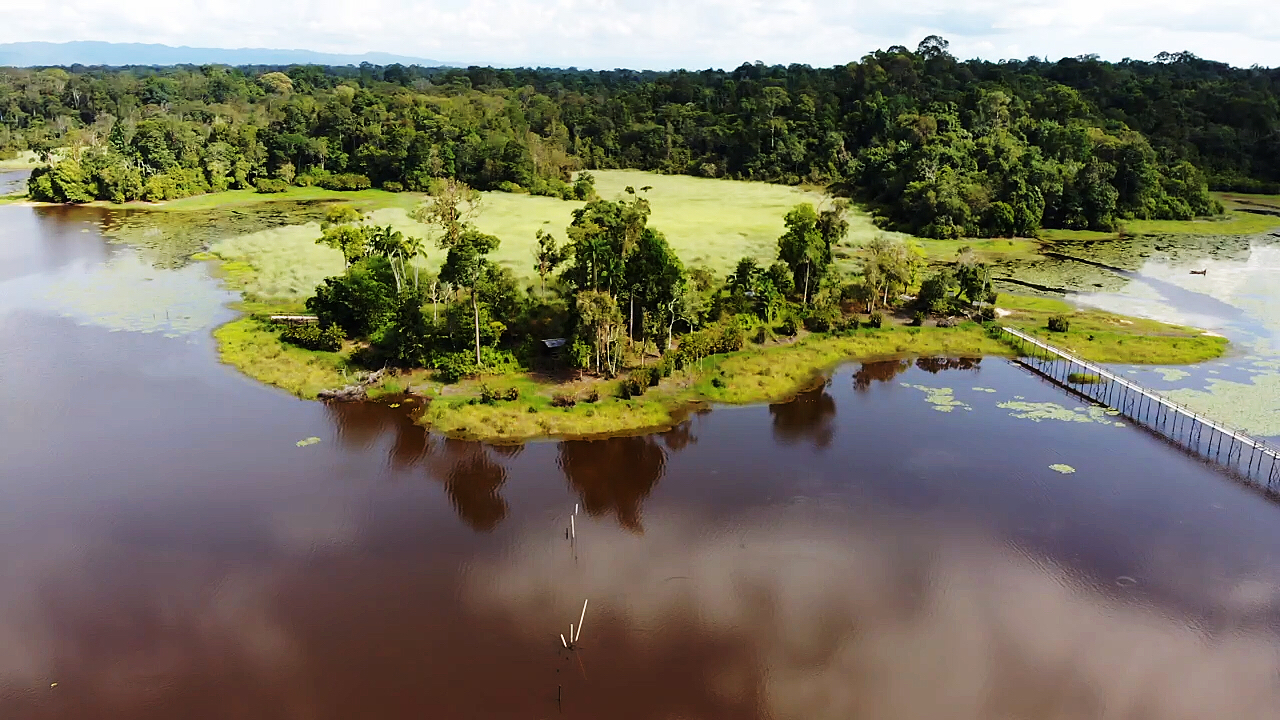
4;205;1280;719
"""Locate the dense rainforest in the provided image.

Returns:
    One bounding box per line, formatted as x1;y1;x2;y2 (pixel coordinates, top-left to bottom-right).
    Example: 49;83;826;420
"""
3;37;1277;237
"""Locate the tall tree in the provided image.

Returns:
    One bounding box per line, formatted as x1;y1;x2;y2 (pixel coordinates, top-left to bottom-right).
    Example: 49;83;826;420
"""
415;180;498;366
534;229;563;297
776;203;829;304
439;229;501;366
623;227;684;352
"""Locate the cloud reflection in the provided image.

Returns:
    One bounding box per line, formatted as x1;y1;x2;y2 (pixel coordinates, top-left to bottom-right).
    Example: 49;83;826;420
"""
471;510;1280;720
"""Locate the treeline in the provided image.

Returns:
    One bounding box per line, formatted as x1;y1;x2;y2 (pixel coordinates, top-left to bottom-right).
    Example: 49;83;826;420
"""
4;38;1277;236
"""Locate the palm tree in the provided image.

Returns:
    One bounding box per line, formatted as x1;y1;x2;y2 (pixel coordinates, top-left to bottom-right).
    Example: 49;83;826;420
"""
400;234;426;290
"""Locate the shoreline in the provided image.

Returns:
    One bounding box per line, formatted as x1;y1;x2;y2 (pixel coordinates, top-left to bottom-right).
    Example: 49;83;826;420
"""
207;289;1228;442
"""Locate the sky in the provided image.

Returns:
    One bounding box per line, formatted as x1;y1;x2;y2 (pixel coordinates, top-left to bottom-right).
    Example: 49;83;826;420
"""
4;0;1278;70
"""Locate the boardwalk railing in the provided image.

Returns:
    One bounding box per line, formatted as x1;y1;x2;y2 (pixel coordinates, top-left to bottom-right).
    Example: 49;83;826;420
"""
1000;326;1280;489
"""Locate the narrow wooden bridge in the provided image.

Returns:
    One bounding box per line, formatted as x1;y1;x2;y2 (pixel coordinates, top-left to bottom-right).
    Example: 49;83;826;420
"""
1000;326;1280;489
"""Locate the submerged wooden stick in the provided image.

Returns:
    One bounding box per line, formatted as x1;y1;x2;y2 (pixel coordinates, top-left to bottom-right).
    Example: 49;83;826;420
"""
570;515;575;540
560;633;568;648
575;599;588;643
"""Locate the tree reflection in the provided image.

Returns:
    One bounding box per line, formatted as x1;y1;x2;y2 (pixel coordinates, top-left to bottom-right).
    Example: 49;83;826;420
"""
660;420;698;451
915;357;982;374
853;359;912;391
324;401;401;451
768;383;837;448
557;437;666;532
324;402;510;531
443;448;509;532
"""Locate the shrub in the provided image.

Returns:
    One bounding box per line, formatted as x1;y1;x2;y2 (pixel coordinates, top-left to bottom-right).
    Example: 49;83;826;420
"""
619;369;651;399
583;388;600;403
1048;315;1071;332
254;178;288;194
753;326;769;344
977;306;996;322
280;323;345;351
551;393;577;408
656;356;675;378
780;315;800;337
317;173;372;191
480;385;521;404
867;311;885;328
436;352;477;383
911;311;926;327
803;306;839;333
711;376;726;389
717;324;745;353
382;181;404;193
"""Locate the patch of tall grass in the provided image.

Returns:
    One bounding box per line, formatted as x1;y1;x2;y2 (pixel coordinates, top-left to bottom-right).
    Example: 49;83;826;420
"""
208;223;344;300
213;316;351;399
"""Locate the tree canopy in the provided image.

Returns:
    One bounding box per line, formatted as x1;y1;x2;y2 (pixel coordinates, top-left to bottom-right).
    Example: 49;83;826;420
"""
7;44;1274;237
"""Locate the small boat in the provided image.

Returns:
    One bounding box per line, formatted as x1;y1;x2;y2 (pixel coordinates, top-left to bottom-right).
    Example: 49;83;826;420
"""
1189;269;1207;275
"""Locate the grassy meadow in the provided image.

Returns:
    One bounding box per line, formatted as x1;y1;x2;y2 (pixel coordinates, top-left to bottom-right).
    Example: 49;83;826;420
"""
0;150;43;170
199;170;862;299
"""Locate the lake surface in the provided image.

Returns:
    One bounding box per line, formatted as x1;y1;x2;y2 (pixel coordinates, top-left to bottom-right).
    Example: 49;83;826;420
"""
4;205;1280;718
994;228;1280;439
0;169;29;196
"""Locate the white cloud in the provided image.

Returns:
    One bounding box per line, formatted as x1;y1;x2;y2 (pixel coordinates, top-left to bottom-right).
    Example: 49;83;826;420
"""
3;0;1276;68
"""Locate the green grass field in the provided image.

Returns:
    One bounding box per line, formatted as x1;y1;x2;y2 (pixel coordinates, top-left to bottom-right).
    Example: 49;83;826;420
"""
203;170;856;296
997;294;1227;364
207;224;346;300
0;150;43;170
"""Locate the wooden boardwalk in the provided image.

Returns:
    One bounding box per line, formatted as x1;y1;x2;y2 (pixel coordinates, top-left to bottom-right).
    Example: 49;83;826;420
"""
1001;326;1280;489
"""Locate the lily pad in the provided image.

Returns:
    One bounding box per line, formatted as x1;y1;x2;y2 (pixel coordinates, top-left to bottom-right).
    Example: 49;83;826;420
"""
1049;463;1076;474
902;384;972;412
1154;368;1191;382
296;436;321;447
998;401;1124;426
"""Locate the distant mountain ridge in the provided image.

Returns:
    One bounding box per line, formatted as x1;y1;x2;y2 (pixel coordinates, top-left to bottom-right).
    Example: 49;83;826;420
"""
0;41;453;68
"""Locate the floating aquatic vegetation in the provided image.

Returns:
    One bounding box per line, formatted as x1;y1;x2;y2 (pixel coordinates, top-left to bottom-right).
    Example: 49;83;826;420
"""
900;383;972;412
972;387;998;393
1154;368;1191;382
105;200;332;269
998;401;1125;427
1165;374;1280;438
1049;464;1076;474
209;223;345;300
39;250;231;335
389;403;401;408
296;437;321;447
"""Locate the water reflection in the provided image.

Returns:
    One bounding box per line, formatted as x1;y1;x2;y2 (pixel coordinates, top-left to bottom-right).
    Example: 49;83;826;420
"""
914;356;981;374
324;401;676;533
852;359;911;390
444;444;509;531
659;420;699;451
472;510;1280;720
768;382;837;448
558;437;667;532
